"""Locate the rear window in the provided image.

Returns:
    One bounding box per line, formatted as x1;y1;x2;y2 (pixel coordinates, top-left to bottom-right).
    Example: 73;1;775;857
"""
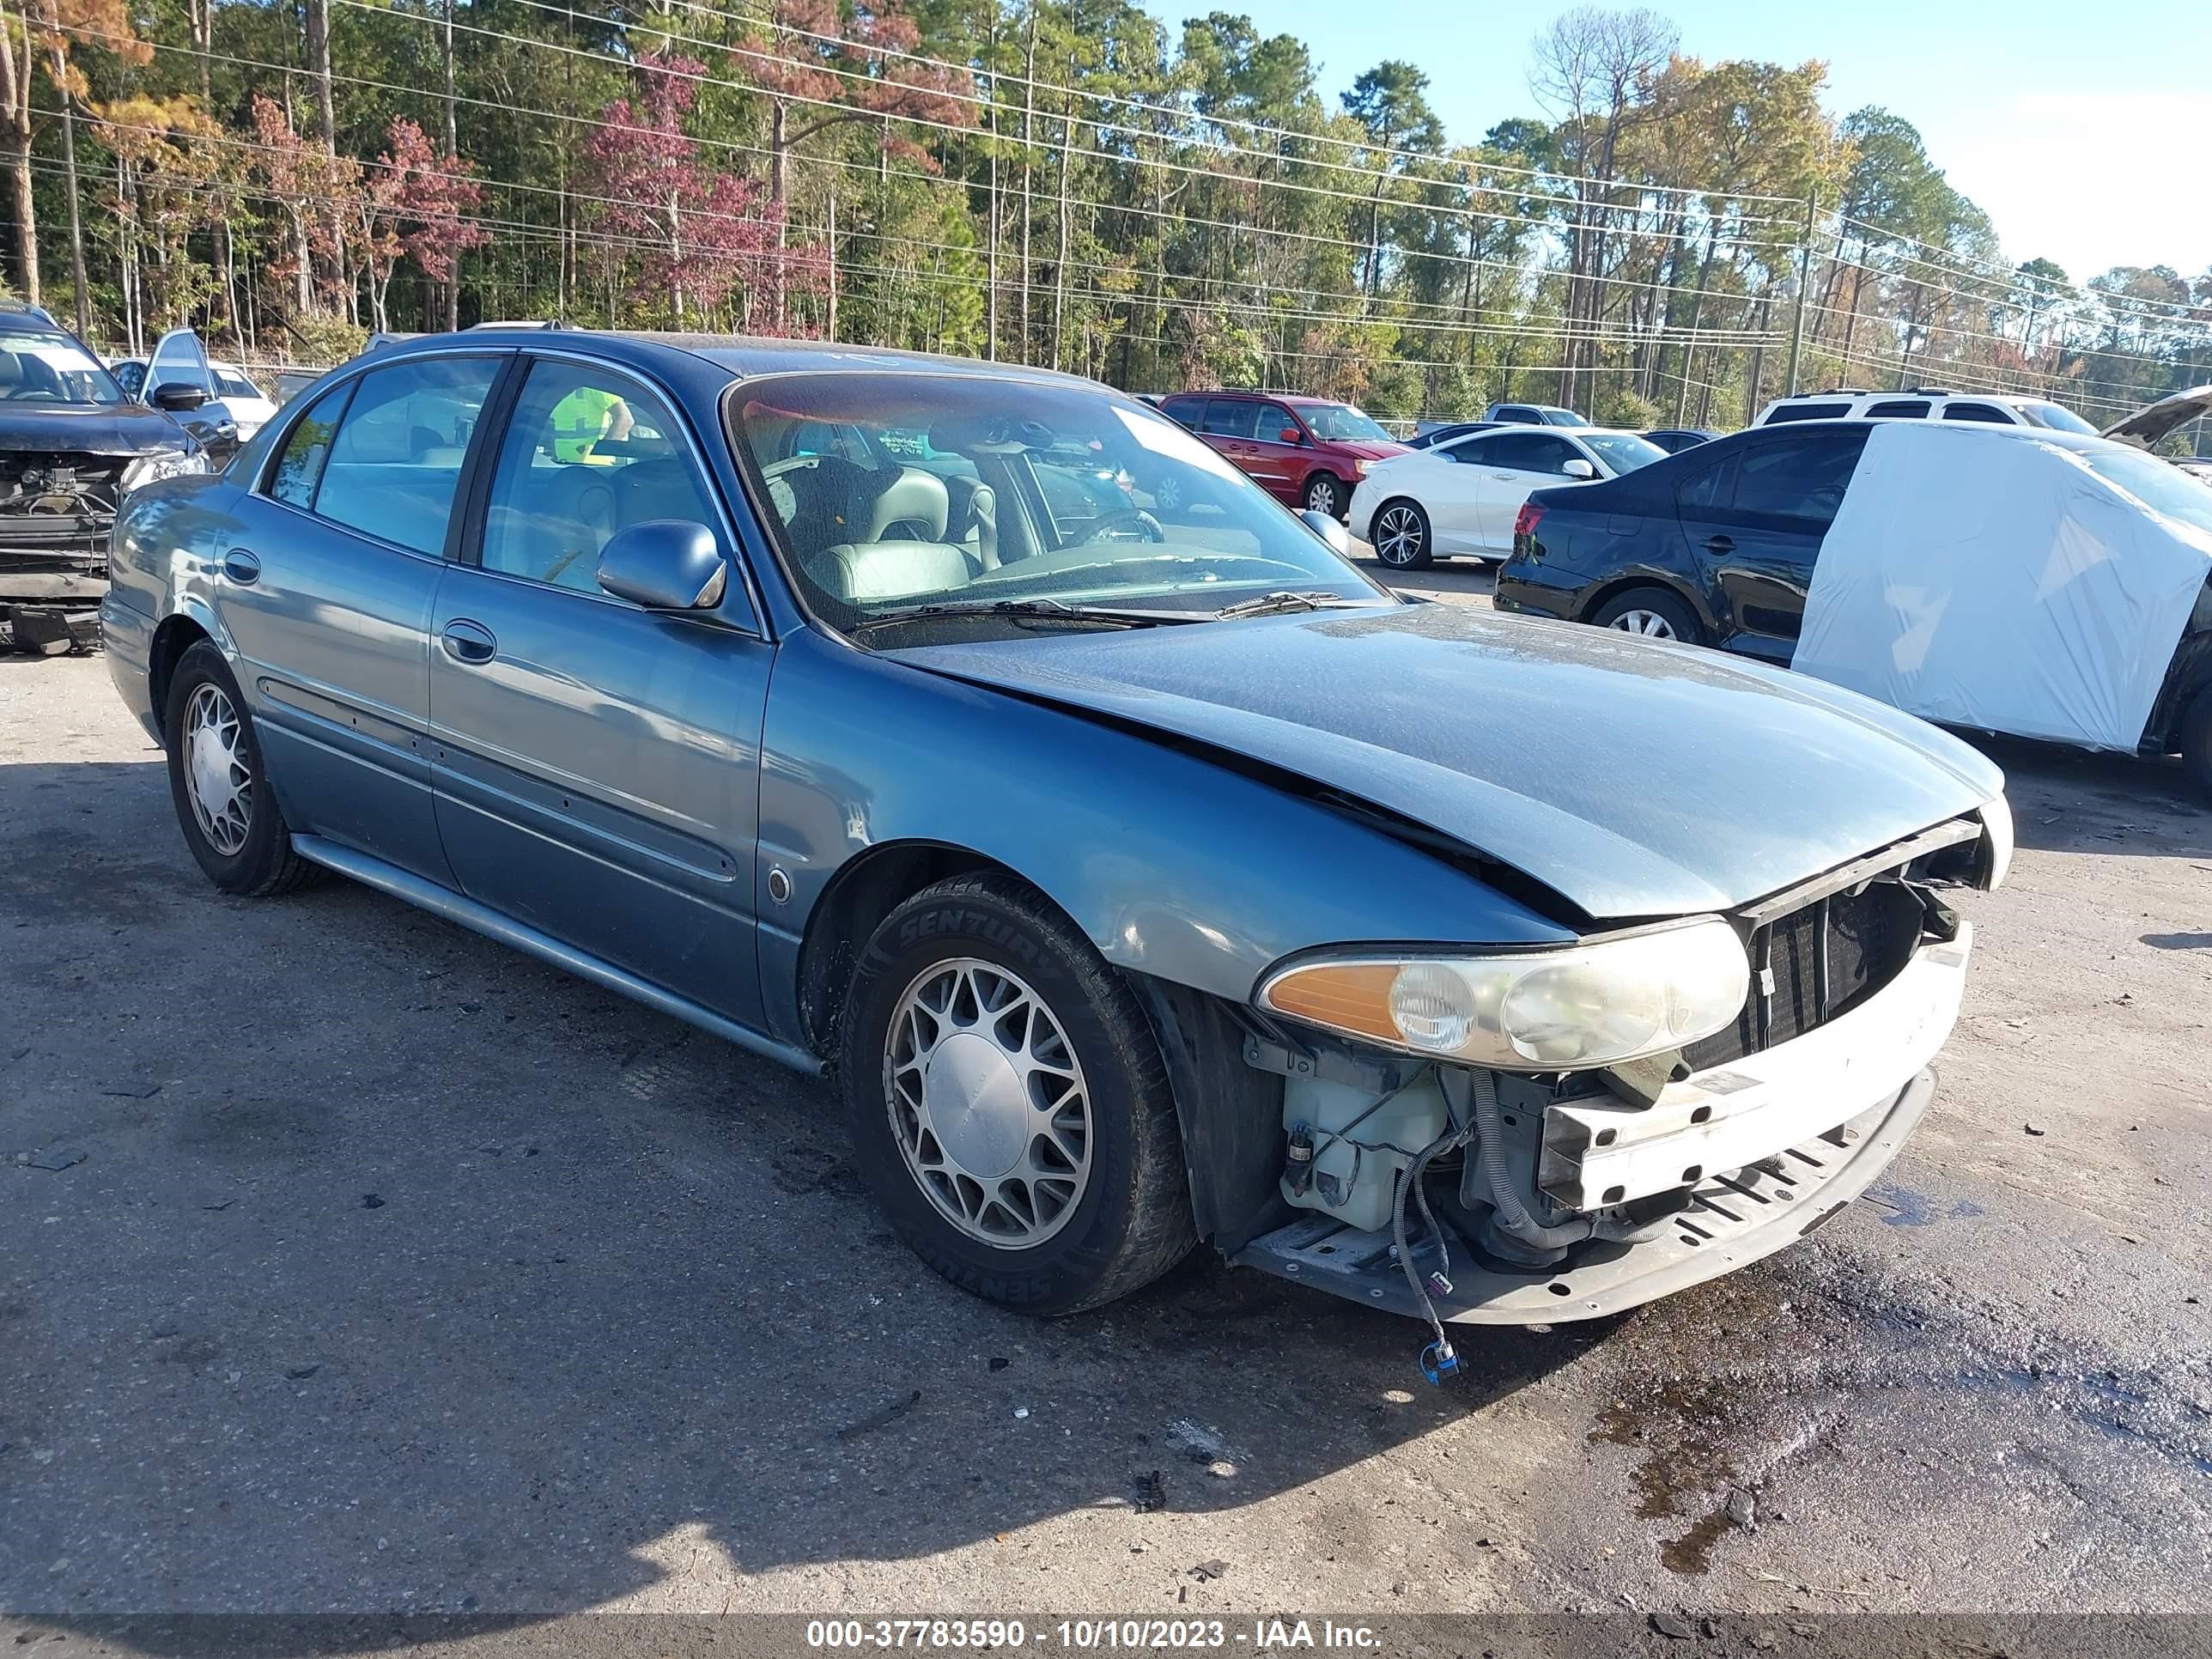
1764;402;1850;424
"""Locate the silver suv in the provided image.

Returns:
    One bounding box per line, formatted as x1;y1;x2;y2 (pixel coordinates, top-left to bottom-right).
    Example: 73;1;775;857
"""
1754;386;2096;433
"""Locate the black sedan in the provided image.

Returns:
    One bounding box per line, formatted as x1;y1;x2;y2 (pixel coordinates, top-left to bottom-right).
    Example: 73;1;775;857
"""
1493;422;1869;663
1404;420;1501;450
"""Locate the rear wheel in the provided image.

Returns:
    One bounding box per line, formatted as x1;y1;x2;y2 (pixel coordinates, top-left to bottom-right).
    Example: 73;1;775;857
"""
2179;684;2212;799
839;873;1196;1315
163;641;314;896
1370;498;1432;569
1590;586;1705;646
1303;473;1346;519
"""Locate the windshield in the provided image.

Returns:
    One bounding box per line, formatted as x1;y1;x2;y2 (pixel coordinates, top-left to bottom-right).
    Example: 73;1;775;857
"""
730;373;1393;638
1297;403;1390;442
2021;401;2096;434
1580;432;1667;473
0;330;125;405
214;368;263;400
2075;442;2212;538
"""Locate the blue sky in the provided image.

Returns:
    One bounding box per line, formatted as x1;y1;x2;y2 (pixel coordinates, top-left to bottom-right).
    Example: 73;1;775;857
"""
1141;0;2212;285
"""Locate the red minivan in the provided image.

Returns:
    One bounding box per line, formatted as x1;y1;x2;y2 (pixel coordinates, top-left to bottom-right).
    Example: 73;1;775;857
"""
1158;390;1409;520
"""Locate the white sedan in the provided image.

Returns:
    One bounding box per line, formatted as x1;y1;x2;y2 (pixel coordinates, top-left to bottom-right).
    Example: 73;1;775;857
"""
1351;425;1667;568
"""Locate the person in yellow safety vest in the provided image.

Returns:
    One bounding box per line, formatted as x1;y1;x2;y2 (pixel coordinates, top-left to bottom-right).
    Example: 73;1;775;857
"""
549;384;635;464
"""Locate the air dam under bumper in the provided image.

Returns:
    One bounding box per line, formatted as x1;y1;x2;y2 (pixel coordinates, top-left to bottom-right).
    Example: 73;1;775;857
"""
1235;923;1971;1325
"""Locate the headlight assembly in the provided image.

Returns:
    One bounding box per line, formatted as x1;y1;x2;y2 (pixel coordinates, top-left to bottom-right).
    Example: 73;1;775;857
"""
1257;918;1750;1073
121;450;210;493
1978;792;2013;890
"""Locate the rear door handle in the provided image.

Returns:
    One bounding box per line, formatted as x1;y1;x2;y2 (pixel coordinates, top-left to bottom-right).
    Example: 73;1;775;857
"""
440;619;497;665
221;549;260;585
1705;535;1735;552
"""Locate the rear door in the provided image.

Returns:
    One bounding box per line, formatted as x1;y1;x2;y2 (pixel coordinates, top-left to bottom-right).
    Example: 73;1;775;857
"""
1674;427;1870;663
215;351;505;883
426;352;775;1025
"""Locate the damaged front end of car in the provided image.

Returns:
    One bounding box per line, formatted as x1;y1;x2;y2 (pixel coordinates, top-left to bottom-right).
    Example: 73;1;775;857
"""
0;448;203;653
1224;806;2006;1369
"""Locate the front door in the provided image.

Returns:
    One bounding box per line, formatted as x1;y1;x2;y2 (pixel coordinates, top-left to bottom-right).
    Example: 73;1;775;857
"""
1240;401;1307;500
216;353;505;883
427;355;775;1026
1468;429;1587;549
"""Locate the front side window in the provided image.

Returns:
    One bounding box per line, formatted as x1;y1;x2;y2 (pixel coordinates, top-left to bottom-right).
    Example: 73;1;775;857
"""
268;382;354;509
480;361;720;592
730;374;1389;635
1256;404;1303;444
1942;403;2014;424
314;356;500;556
2020;402;2096;434
0;329;125;406
1486;431;1582;474
1297;403;1389;442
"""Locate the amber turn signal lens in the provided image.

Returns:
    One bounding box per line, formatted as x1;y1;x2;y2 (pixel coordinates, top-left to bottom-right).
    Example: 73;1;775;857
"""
1259;961;1401;1044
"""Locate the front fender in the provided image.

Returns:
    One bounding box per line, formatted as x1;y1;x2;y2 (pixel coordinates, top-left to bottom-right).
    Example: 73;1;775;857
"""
756;628;1572;1045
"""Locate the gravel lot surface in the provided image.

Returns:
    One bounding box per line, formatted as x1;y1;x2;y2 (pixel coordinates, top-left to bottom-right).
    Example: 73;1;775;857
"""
3;563;2208;1648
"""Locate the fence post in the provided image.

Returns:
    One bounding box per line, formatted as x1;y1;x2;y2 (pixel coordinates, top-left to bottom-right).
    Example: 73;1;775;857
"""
1784;190;1816;398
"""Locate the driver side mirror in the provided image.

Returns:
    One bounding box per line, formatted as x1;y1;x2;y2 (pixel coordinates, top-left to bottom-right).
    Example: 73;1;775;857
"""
1561;458;1597;480
152;383;207;412
1279;426;1304;445
1299;508;1352;556
597;520;728;611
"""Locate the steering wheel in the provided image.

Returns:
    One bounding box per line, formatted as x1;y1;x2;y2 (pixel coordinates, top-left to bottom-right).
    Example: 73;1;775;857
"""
4;387;58;402
1083;507;1166;544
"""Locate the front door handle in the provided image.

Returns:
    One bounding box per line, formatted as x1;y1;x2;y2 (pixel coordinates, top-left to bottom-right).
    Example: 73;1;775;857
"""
1492;472;1517;481
1705;535;1735;553
221;549;260;585
440;619;498;665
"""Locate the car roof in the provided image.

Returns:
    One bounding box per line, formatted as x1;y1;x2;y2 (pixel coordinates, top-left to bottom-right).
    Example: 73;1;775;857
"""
0;303;64;336
375;327;1110;394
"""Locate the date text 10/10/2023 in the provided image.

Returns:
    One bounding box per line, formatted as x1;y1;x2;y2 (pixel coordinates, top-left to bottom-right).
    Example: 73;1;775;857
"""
805;1621;1383;1651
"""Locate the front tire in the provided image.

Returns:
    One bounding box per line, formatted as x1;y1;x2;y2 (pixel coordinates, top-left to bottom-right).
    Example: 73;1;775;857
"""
1590;586;1705;646
163;640;314;896
1370;498;1433;569
1303;474;1346;519
839;873;1196;1316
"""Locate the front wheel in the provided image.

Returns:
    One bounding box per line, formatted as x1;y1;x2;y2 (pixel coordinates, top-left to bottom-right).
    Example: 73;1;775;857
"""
163;641;315;896
2178;684;2212;799
1303;474;1346;519
839;873;1196;1316
1589;586;1705;646
1370;498;1433;569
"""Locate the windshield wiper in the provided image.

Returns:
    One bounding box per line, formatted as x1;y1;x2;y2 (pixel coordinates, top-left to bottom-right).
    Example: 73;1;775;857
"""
846;597;1206;637
1213;590;1382;620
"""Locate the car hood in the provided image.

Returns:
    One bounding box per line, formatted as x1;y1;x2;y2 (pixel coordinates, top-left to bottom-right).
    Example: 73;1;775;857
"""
2101;385;2212;450
0;403;191;455
890;605;2003;921
1332;439;1411;460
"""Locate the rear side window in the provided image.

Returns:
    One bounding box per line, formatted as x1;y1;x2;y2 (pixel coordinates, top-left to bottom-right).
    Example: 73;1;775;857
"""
313;356;501;556
268;382;353;510
1763;402;1851;423
1160;397;1203;429
1201;398;1259;439
1865;400;1929;419
1943;403;2015;424
1486;431;1582;474
1731;431;1869;525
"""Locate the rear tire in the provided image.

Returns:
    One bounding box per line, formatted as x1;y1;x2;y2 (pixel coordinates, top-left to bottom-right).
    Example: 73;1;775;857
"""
1370;498;1432;569
2179;684;2212;799
1590;586;1705;646
163;641;315;896
839;873;1196;1316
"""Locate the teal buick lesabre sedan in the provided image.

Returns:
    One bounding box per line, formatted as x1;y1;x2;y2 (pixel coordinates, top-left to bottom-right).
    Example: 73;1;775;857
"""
101;330;2011;1377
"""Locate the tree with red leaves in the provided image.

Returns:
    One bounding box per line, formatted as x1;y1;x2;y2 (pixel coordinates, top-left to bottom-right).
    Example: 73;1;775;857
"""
248;94;360;319
360;117;489;333
583;54;825;330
